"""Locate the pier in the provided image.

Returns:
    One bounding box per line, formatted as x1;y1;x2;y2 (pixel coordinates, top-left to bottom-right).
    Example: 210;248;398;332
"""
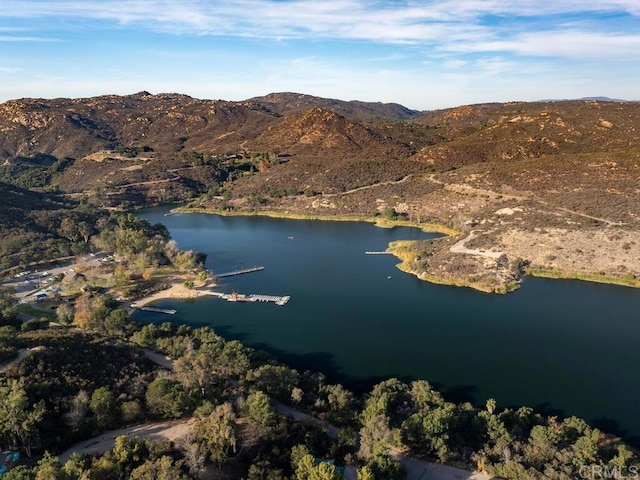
365;251;392;255
214;266;265;278
132;306;177;315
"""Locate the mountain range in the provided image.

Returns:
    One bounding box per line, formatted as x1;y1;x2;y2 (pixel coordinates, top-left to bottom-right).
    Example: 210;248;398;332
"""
0;91;638;291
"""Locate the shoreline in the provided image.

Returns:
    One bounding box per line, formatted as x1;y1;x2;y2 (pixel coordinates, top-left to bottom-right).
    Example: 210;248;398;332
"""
173;205;460;236
168;205;639;294
129;278;213;309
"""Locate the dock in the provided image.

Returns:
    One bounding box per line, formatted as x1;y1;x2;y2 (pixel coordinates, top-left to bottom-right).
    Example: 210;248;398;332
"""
365;251;392;255
132;306;177;315
214;266;265;278
200;290;290;306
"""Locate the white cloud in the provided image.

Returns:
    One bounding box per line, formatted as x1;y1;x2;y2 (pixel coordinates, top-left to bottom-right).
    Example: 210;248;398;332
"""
0;35;58;42
2;1;638;42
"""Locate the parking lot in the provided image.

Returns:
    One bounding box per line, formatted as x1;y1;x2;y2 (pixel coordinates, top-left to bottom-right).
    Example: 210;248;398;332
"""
1;253;112;303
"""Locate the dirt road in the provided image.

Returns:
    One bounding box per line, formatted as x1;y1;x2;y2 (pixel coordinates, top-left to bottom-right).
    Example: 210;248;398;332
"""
58;419;194;464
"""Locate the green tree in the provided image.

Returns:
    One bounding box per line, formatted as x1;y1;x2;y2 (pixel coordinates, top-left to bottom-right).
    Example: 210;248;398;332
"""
121;400;143;423
367;453;405;480
0;288;18;324
0;379;46;457
62;452;90;479
486;398;497;414
104;309;131;336
294;454;341;480
248;364;300;400
145;378;189;418
34;452;62;480
359;414;394;461
129;456;188;480
173;351;217;395
243;391;278;437
194;402;237;467
357;465;375;480
90;387;116;428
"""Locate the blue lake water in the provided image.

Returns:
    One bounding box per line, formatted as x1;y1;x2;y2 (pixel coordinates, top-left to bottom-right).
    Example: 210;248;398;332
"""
135;207;640;443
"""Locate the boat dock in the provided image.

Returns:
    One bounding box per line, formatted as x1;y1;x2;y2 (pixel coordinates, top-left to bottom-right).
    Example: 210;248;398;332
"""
214;266;265;278
365;251;392;255
132;305;177;315
200;290;290;306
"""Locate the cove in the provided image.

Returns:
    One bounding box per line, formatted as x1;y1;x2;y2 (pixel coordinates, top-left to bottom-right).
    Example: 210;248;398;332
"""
134;206;640;444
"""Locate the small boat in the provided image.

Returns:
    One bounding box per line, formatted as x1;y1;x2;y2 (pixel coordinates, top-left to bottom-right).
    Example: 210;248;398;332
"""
288;236;294;240
387;276;392;279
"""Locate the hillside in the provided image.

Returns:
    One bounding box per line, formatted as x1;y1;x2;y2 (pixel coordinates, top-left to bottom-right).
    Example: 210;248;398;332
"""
0;92;639;291
0;182;101;272
249;92;421;122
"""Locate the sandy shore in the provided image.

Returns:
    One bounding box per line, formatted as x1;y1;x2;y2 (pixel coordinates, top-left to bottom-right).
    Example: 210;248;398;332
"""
131;278;213;307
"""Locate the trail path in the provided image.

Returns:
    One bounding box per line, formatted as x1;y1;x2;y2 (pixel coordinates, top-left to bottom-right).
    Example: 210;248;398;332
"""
0;347;45;374
450;232;504;259
325;174;413;197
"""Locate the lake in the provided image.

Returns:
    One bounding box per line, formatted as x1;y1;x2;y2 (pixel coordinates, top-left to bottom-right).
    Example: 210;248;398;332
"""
135;207;640;443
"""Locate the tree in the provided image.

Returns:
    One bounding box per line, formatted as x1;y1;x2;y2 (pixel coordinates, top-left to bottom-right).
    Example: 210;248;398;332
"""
173;351;216;396
486;398;497;415
104;309;131;336
194;402;237;467
73;294;92;329
0;288;18;324
291;445;342;480
248;364;300;400
121;400;143;423
243;391;278;437
323;383;355;424
90;387;116;428
34;452;62;480
129;456;188;480
0;379;46;457
78;221;93;243
367;453;405;480
62;452;90;479
383;206;399;220
55;302;74;325
177;432;207;479
64;390;89;430
362;379;411;426
357;465;375;480
145;378;189;418
359;414;394;461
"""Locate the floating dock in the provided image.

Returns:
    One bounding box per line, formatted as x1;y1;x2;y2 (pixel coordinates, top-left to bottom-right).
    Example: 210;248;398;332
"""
200;290;290;306
214;266;265;278
365;251;392;255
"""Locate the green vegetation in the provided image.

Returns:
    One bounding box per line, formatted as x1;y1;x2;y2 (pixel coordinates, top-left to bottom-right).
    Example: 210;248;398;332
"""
0;183;103;274
527;267;640;288
0;308;637;479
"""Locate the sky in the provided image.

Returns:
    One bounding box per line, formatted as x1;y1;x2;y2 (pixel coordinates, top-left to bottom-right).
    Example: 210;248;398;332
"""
0;1;639;110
